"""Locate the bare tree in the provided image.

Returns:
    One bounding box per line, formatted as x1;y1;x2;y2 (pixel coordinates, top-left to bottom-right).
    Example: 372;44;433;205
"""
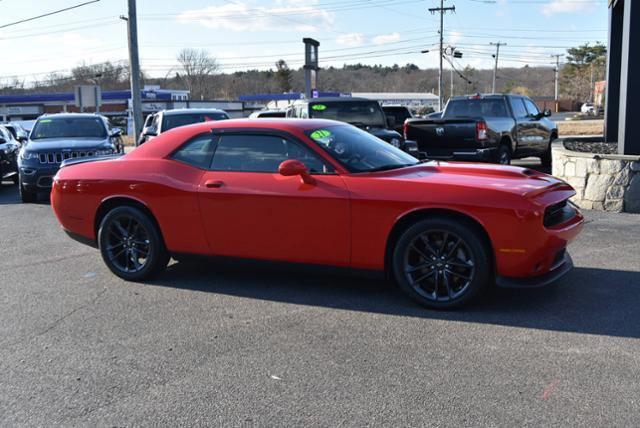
176;48;219;100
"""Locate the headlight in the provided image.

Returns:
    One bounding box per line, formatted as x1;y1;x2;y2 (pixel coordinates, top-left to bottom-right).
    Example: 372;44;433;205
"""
390;138;401;148
20;150;39;160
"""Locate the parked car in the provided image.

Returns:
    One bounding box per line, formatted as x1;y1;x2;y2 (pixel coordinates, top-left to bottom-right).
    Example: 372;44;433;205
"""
2;122;29;143
51;119;583;309
18;113;121;203
381;105;413;134
0;125;20;185
249;109;286;118
286;97;418;157
404;94;557;166
138;108;229;145
581;102;597;116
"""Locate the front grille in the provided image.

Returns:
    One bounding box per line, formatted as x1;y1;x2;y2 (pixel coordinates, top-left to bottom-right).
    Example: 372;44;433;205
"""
543;200;576;227
38;151;96;164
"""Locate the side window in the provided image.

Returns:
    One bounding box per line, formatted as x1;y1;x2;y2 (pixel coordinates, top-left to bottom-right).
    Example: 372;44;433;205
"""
509;98;529;119
211;134;334;174
171;133;215;169
152;114;161;131
524;99;540;116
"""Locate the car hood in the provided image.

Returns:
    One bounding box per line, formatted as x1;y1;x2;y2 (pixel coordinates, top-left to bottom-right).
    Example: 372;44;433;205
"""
371;161;573;199
367;128;403;141
25;138;109;151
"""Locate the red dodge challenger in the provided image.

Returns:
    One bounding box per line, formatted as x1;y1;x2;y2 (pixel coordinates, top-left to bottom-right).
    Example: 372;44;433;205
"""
51;119;584;309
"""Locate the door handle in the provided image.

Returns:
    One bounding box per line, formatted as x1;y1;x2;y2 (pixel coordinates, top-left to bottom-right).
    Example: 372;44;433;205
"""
205;179;224;188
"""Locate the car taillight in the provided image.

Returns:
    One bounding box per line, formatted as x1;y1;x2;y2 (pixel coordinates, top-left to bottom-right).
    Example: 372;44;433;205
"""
403;120;408;139
476;121;488;141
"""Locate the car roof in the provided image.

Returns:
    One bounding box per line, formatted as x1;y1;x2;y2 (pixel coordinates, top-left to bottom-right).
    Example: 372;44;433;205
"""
161;108;227;116
38;113;104;120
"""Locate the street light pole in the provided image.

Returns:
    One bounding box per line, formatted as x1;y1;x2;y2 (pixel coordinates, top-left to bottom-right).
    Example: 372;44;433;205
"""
490;42;505;93
428;1;455;111
551;54;563;113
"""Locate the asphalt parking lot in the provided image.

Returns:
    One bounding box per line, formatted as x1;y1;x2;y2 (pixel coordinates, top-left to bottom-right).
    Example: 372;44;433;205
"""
1;176;639;426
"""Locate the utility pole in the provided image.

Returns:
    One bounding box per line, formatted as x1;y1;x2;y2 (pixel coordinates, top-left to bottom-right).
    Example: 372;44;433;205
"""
551;54;563;113
490;42;505;93
125;0;143;144
428;1;455;111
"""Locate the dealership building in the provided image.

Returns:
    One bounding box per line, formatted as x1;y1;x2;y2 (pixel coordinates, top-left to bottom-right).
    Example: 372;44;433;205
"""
0;86;244;123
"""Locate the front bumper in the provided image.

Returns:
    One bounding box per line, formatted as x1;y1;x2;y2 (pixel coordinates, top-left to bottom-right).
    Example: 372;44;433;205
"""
419;147;497;162
19;165;60;190
496;252;573;288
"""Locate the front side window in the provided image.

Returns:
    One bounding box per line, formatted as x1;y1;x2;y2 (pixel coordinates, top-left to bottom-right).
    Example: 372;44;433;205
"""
305;124;418;173
509;98;529;119
171;133;215;169
211;134;333;174
162;113;228;132
31;117;107;140
524;99;540;116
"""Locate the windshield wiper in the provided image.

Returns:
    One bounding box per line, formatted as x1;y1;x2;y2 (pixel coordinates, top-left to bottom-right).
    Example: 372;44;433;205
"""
365;163;417;172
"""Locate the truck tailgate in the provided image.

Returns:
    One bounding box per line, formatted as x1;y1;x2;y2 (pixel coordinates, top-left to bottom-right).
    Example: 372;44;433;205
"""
405;118;481;155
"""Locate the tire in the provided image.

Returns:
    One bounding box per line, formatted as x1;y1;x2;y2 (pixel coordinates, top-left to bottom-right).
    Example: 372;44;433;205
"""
496;144;511;165
98;205;169;281
541;136;555;168
19;175;37;203
392;217;491;310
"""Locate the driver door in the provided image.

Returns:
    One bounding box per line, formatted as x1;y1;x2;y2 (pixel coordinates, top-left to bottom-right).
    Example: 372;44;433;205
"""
197;131;351;267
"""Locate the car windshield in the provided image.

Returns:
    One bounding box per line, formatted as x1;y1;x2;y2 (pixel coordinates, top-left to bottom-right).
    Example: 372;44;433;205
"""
308;101;387;128
162;112;228;131
445;99;507;118
305;124;418;173
30;117;107;140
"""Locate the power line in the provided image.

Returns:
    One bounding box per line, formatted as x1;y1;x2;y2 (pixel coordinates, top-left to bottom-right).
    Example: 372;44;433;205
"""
0;0;101;29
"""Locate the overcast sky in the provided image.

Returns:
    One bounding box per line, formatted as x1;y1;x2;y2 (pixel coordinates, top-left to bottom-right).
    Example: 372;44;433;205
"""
0;0;608;85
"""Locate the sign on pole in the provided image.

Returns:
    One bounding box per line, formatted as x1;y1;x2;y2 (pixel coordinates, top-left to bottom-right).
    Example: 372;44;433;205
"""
74;85;102;112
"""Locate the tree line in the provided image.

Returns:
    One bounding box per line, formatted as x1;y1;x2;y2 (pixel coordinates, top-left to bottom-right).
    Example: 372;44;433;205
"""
0;43;606;103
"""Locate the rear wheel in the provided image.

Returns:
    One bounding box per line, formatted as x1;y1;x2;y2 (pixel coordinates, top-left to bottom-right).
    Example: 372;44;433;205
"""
392;217;491;309
541;135;555;167
98;206;169;281
19;175;37;203
496;144;511;165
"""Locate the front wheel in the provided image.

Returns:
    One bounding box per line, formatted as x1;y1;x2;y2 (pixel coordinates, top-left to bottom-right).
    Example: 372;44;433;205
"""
98;206;169;281
392;217;491;309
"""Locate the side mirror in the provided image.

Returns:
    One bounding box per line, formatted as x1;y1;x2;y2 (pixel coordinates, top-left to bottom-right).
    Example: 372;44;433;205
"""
386;115;396;129
278;159;315;185
543;108;552;117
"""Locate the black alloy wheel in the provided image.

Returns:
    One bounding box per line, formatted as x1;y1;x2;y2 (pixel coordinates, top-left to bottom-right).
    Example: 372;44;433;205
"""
98;206;169;281
393;217;491;309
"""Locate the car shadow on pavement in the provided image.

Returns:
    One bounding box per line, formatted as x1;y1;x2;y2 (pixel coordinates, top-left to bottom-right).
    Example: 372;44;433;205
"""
147;261;640;339
0;183;49;205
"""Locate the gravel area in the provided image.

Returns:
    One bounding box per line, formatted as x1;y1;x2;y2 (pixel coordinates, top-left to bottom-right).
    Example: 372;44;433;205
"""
563;138;617;154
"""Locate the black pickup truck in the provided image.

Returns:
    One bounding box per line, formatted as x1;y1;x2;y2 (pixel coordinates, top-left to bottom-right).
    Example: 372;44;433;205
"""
404;94;557;165
287;97;419;157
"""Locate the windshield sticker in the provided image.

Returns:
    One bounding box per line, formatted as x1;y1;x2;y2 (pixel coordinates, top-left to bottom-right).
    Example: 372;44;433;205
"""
309;129;334;147
311;104;327;111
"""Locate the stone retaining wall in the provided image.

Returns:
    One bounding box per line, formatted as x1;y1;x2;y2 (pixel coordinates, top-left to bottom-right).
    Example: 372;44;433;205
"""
552;140;640;213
